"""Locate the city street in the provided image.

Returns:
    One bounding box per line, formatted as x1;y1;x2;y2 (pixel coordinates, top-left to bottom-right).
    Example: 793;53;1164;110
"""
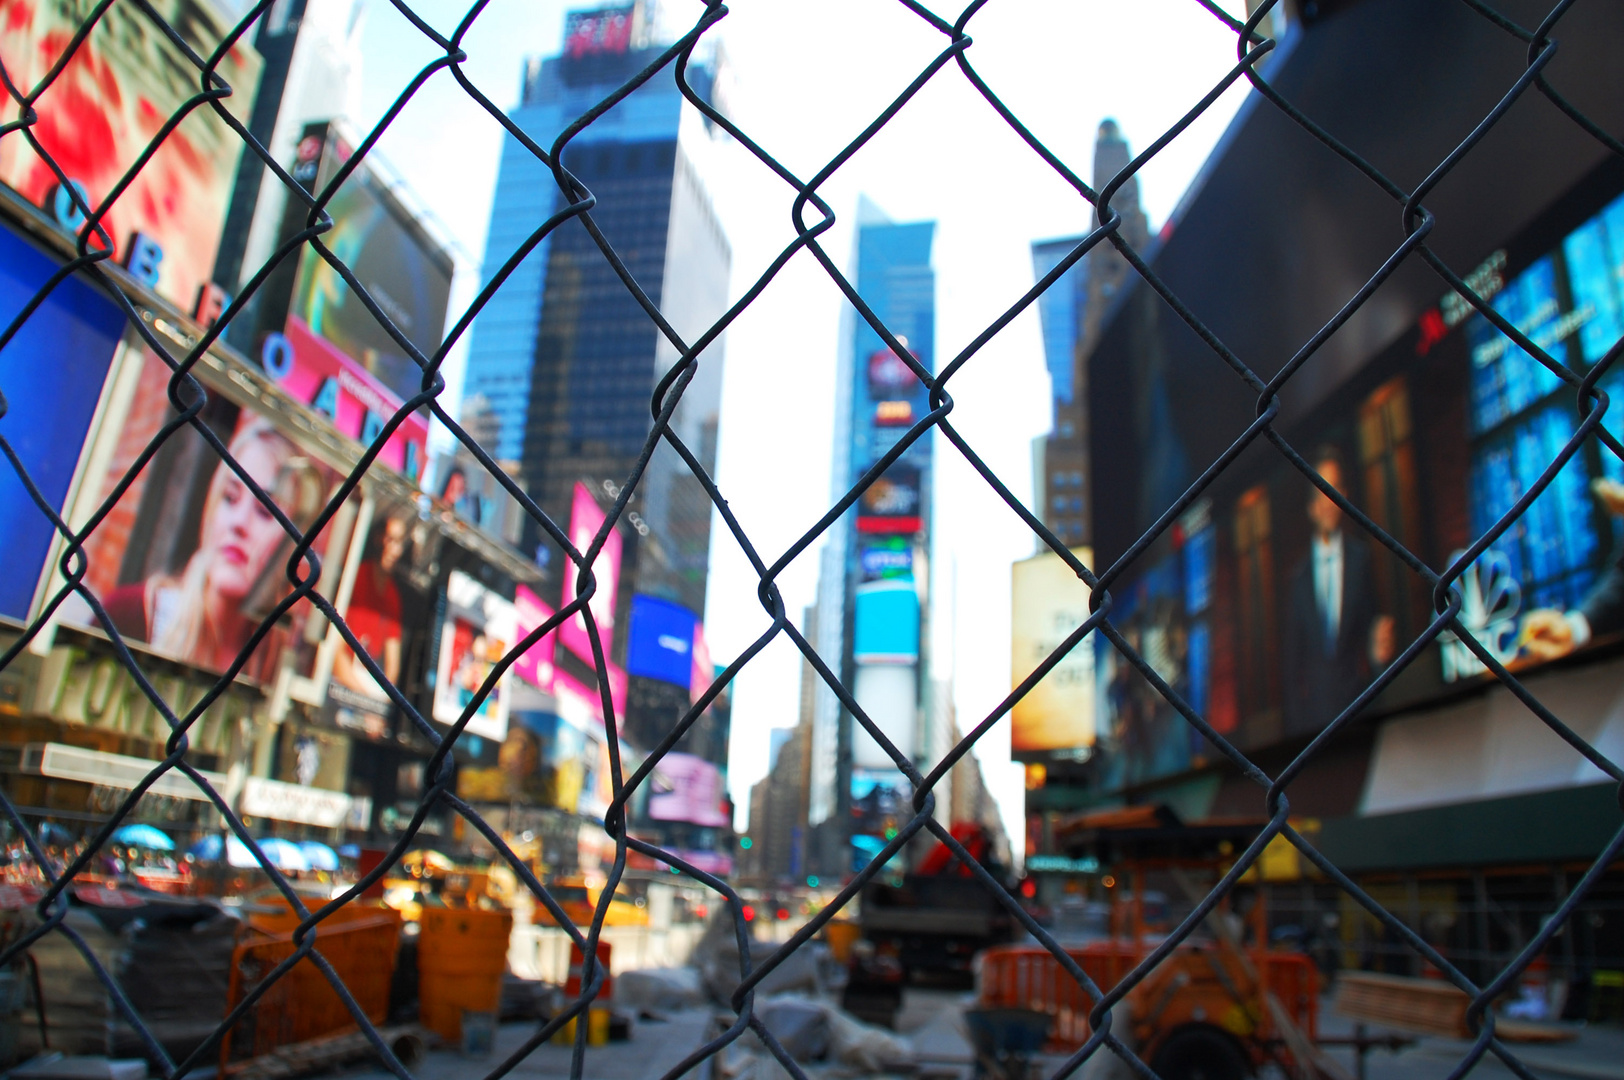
313;984;1624;1080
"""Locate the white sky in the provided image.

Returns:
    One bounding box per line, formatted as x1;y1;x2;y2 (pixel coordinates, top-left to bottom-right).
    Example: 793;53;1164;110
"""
352;0;1259;854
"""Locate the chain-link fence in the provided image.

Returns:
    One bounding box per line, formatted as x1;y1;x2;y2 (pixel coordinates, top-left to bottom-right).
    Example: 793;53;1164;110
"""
0;0;1620;1078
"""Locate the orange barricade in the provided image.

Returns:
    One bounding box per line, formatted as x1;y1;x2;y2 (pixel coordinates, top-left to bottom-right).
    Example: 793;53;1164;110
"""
416;907;513;1042
221;905;403;1064
978;942;1317;1052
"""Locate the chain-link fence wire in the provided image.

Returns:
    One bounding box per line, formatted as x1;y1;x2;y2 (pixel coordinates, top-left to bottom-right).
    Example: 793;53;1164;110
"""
0;0;1619;1077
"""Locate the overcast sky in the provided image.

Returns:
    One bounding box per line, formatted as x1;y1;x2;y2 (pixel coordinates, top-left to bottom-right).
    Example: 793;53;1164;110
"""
352;0;1260;853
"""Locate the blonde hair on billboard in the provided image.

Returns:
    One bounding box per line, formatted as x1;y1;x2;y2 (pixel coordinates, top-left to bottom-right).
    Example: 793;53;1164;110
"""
146;418;324;663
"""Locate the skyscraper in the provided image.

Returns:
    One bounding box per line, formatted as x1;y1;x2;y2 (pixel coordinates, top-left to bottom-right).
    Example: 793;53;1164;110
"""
462;3;730;633
1033;119;1148;548
808;200;937;873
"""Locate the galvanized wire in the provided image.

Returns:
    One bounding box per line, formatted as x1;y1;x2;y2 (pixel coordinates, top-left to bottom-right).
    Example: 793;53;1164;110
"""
0;1;1617;1079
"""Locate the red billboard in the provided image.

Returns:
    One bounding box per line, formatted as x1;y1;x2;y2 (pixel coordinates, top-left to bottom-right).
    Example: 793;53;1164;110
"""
0;0;261;311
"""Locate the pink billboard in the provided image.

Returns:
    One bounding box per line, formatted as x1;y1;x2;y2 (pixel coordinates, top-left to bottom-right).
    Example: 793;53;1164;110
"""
263;316;428;481
648;752;728;828
513;583;558;691
560;482;623;664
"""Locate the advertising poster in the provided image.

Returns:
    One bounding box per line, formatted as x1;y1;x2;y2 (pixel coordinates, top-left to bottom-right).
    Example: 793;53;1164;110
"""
850;768;911;870
853;580;921;664
323;501;434;739
284;129;454;404
563;5;636;57
559;482;623;664
856;461;923;535
0;0;260;310
1010;548;1096;759
647;751;728;828
0;224;126;621
433;569;514;742
626;594;698;688
513;584;559;691
1094;169;1624;791
60;346;342;682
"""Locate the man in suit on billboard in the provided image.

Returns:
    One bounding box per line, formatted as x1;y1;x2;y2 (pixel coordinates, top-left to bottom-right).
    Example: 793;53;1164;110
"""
1282;449;1396;738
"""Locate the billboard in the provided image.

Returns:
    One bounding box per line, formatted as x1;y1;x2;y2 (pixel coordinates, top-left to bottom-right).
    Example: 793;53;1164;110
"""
284;125;454;403
859;537;913;582
1092;167;1624;791
853;581;921;664
563;5;636;57
560;482;623;664
850;767;911;870
0;224;126;621
322;500;436;740
1010;548;1096;759
648;751;728;828
262;316;428;481
513;584;560;691
433;569;513;742
856;462;923;535
626;594;698;688
0;0;260;311
59;347;342;681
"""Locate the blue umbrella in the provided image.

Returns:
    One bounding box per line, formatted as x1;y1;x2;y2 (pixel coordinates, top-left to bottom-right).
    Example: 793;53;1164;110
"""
257;838;310;872
113;824;174;850
189;834;256;868
298;840;340;872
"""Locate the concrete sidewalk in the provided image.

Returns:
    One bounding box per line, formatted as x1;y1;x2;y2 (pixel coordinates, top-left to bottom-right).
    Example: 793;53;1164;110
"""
332;1009;717;1080
1318;1005;1624;1079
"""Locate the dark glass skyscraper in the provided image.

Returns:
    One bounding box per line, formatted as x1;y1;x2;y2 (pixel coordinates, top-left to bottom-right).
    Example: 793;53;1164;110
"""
462;3;730;641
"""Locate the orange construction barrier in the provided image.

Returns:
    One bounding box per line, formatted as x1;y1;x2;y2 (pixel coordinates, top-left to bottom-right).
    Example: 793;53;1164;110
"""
978;941;1317;1052
222;905;402;1064
416;907;513;1042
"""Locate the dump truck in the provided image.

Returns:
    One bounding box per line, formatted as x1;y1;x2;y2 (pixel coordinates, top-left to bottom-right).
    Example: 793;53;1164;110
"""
842;822;1018;1026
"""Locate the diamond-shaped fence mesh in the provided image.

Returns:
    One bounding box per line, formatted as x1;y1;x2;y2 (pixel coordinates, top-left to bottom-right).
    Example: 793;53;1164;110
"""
0;1;1619;1078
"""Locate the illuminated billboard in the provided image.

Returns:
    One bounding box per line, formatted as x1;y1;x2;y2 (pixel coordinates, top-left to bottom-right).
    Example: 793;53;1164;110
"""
59;346;343;682
0;223;126;621
626;594;699;688
560;482;624;665
856;461;923;535
647;751;728;828
1091;168;1624;791
1010;548;1096;759
433;569;513;743
0;0;260;311
283;124;454;404
563;5;637;57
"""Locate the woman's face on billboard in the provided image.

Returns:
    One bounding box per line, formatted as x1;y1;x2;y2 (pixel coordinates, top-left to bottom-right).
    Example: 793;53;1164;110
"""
203;440;288;602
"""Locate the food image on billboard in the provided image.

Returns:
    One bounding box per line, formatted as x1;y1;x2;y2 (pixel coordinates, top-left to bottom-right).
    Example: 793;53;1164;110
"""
559;482;623;664
59;347;342;682
0;223;126;622
1010;548;1096;759
0;0;260;310
433;570;514;742
284;132;454;404
626;594;698;688
856;462;923;535
647;751;728;828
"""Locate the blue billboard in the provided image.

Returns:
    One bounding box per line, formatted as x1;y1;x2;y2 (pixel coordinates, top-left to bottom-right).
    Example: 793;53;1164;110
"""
0;224;126;621
853;580;920;664
626;594;699;688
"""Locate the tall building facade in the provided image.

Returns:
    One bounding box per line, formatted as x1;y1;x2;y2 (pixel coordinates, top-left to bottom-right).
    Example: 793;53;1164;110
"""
1032;120;1149;548
808;202;937;874
462;3;730;631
